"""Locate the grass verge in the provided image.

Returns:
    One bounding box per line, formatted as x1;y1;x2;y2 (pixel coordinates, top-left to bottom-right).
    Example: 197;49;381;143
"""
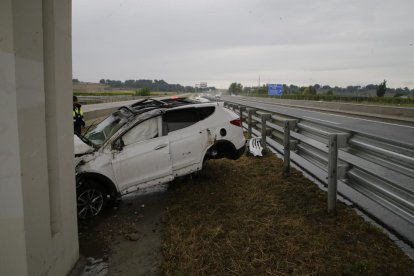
163;154;414;275
73;90;178;96
73;90;136;96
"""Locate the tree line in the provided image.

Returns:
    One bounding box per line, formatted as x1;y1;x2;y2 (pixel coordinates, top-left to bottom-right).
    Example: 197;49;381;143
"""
228;80;413;98
98;79;216;93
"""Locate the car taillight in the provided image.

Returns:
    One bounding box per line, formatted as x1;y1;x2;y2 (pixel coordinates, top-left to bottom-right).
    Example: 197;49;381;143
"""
230;118;242;127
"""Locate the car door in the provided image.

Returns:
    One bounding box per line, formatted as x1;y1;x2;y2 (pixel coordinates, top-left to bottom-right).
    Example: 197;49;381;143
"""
163;107;208;174
112;116;172;192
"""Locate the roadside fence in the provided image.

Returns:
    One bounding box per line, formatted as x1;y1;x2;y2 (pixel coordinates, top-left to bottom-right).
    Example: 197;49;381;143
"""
224;101;414;246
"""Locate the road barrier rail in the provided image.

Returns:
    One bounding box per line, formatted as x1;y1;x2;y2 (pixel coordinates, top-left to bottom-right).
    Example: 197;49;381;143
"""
224;101;414;246
229;95;414;123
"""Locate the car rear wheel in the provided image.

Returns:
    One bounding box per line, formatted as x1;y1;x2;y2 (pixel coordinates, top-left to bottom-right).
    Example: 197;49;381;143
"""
77;181;108;219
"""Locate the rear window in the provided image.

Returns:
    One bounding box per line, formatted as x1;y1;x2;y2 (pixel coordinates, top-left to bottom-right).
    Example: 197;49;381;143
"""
197;106;215;120
163;108;199;133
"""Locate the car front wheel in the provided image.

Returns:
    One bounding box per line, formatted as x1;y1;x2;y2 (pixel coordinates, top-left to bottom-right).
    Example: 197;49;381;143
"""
76;181;107;219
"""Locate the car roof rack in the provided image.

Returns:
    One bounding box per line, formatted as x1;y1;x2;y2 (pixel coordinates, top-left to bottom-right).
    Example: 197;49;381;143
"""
117;96;196;115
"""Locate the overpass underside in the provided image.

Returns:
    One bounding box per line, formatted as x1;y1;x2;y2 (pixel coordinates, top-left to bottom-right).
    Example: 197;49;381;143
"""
1;0;78;275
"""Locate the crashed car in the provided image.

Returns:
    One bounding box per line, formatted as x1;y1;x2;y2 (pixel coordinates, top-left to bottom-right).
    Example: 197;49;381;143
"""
74;97;246;218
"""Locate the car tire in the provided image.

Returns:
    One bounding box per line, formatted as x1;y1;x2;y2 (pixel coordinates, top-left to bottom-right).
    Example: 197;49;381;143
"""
76;181;108;219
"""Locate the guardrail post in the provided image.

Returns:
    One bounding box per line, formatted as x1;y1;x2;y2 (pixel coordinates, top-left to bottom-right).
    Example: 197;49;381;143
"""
327;134;338;214
260;113;271;149
283;120;291;176
247;108;256;139
238;105;245;127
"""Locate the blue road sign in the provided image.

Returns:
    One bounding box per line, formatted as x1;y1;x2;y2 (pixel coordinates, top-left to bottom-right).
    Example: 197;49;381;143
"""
268;84;283;96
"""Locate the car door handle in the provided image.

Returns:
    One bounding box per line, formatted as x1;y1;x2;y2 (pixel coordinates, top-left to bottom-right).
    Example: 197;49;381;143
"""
154;144;168;150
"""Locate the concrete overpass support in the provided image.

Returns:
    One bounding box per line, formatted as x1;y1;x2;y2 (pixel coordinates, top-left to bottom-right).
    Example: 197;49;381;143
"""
0;0;78;275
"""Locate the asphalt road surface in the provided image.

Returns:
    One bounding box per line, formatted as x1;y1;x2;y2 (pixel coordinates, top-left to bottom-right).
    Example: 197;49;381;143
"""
82;100;139;113
222;96;414;146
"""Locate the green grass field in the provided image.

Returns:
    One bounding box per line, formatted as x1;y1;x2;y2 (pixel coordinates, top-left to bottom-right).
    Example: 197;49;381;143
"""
73;90;178;96
242;92;414;107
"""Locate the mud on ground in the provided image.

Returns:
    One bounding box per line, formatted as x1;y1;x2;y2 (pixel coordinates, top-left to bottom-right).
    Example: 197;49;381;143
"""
74;185;169;276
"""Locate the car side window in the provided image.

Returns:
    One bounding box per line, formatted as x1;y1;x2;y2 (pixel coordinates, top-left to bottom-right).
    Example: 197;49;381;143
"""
122;117;158;146
163;108;199;133
197;106;215;120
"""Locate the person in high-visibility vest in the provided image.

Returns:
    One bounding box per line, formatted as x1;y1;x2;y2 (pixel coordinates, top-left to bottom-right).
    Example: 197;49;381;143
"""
73;96;85;134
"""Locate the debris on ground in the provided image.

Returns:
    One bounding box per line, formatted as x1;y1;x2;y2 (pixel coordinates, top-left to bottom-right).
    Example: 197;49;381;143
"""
74;190;168;275
248;137;263;156
125;233;140;241
80;257;108;276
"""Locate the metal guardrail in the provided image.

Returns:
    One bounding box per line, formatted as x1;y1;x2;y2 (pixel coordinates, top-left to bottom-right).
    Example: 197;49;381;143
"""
78;95;143;105
224;101;414;246
230;95;414;123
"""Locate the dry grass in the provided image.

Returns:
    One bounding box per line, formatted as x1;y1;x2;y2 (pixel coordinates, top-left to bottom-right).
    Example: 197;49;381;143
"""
162;154;414;275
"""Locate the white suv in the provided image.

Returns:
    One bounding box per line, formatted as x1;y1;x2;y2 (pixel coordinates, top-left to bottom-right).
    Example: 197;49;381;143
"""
74;97;246;218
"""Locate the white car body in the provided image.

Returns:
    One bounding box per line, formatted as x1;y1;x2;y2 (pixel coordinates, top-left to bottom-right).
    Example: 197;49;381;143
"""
74;98;245;217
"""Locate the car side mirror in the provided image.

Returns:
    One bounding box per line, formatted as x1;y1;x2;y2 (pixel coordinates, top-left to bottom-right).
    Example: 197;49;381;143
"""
112;138;124;151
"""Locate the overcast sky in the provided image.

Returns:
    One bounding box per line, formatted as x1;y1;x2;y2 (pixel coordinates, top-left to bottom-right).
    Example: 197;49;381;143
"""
72;0;414;89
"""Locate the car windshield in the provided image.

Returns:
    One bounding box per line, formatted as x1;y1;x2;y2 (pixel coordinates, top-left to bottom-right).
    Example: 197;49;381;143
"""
84;114;127;147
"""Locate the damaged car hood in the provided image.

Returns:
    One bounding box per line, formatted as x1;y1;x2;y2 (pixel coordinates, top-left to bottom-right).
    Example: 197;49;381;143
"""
74;135;94;155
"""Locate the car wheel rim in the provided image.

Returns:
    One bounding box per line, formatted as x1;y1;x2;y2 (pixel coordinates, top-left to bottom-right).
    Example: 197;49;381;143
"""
77;189;104;219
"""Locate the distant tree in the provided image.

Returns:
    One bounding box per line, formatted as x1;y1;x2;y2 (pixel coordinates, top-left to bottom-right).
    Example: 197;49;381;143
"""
243;87;251;94
326;90;333;96
236;83;243;94
366;84;377;90
395;88;404;95
228;83;235;93
376;80;387;97
303;86;317;95
346;86;354;92
99;79;106;84
394;92;406;98
72;79;80;83
261;85;269;95
106;79;123;88
229;82;243;95
289;84;299;93
184;86;195;93
125;79;136;88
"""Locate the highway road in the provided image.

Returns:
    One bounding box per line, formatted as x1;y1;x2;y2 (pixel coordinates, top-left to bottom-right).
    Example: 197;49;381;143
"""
82;99;139;112
81;95;414;145
222;96;414;145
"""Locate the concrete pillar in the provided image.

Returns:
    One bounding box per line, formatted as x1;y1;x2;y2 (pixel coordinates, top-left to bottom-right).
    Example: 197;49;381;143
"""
0;0;78;275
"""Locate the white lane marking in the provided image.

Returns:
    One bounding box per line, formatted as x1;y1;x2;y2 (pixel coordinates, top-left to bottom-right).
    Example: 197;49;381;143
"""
303;116;340;125
248;100;414;130
324;113;414;129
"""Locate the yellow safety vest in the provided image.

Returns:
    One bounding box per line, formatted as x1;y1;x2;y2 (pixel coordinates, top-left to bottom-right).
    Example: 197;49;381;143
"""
73;106;83;117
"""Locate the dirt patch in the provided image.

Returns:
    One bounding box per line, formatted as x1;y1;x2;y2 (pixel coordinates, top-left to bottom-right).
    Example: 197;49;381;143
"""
163;154;414;275
76;186;168;276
